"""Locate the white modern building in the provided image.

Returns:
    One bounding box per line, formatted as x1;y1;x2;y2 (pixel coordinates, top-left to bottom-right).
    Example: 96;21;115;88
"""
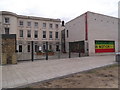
65;11;119;56
0;11;62;60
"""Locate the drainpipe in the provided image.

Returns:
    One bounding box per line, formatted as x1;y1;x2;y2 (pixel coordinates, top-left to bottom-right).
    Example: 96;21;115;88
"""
85;12;89;56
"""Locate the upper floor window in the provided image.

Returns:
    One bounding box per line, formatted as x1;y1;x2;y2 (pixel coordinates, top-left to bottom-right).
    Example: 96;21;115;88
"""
43;31;46;38
27;30;31;38
34;30;38;38
19;30;23;37
19;21;24;26
27;21;31;27
5;28;9;34
55;24;59;29
43;23;46;28
55;32;59;39
4;17;10;24
49;31;53;39
34;22;38;27
49;23;53;28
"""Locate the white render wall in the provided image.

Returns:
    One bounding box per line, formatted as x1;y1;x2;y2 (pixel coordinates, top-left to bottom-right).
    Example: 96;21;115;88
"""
17;18;61;42
0;12;2;63
65;14;86;52
16;18;61;53
0;11;61;54
0;11;61;42
87;12;118;55
2;15;17;34
118;2;120;52
65;11;118;55
66;14;86;42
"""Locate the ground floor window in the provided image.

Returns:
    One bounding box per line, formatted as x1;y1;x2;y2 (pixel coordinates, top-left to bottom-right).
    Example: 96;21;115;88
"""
19;45;22;52
56;45;59;51
43;44;46;52
49;44;52;50
35;45;39;52
28;45;30;52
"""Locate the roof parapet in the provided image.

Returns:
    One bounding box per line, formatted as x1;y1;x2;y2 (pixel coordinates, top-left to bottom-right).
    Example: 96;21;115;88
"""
0;11;61;22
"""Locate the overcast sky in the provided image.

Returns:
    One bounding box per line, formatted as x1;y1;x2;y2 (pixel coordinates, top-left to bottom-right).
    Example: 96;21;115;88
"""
0;0;119;22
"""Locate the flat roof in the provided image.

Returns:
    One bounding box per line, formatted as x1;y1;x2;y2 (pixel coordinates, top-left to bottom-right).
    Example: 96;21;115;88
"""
66;11;119;24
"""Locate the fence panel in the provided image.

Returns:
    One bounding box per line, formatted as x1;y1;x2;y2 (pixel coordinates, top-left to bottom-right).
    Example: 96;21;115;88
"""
16;41;85;62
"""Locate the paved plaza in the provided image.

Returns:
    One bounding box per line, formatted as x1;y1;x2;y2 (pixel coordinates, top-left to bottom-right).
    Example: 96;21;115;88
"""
1;55;117;88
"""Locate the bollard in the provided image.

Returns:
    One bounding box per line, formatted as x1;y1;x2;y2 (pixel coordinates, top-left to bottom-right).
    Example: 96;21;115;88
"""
58;49;60;59
116;52;120;62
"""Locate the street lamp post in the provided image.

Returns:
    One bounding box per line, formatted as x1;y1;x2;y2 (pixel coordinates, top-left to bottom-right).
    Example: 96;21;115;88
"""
46;41;48;60
31;41;34;61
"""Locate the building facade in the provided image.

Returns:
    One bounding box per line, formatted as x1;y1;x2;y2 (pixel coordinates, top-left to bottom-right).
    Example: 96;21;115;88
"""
65;11;119;56
0;11;119;61
0;11;61;52
0;11;62;56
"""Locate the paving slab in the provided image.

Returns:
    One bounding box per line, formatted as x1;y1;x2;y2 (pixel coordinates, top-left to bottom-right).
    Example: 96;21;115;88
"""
2;55;117;88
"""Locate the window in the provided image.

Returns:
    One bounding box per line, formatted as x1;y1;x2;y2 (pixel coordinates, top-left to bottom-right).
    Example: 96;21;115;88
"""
49;31;52;39
19;21;24;26
19;45;22;52
28;45;30;52
27;22;31;26
4;17;10;24
34;22;38;27
55;24;59;28
27;30;31;38
43;44;46;52
43;31;46;38
34;31;38;38
35;45;38;52
56;45;59;51
49;23;53;28
19;30;23;37
5;28;9;34
49;44;52;50
55;32;58;39
43;23;46;28
67;30;69;38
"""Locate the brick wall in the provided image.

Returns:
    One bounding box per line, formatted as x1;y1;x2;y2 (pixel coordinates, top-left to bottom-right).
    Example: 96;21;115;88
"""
2;34;17;65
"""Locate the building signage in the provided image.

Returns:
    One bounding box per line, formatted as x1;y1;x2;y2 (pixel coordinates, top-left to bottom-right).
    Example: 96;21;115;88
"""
95;41;115;53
